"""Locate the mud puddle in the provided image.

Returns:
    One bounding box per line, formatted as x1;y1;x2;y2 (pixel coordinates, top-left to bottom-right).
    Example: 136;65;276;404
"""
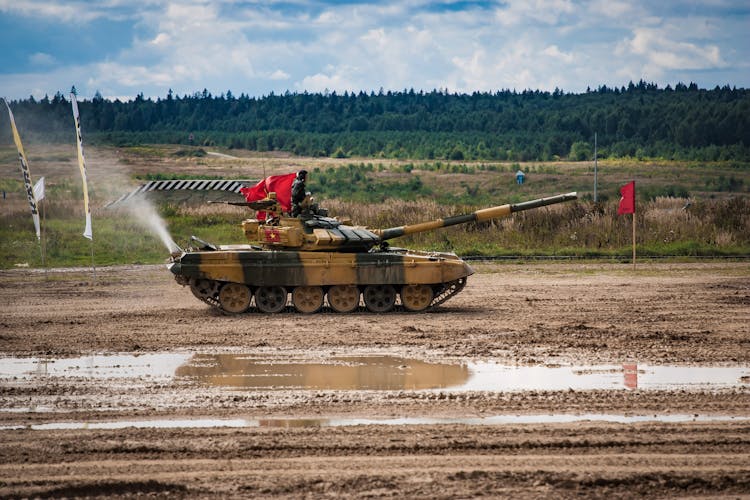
0;353;191;379
2;353;748;392
2;413;749;431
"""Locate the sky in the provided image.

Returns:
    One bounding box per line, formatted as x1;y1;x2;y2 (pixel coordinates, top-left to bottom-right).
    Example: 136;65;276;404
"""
0;0;748;101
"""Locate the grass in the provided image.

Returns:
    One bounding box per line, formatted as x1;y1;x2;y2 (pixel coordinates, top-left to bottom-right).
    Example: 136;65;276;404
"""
2;194;748;269
1;146;749;268
306;159;750;206
322;196;750;257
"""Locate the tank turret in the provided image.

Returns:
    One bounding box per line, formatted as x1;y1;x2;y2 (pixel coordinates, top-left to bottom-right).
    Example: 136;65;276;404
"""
229;192;578;252
169;192;578;314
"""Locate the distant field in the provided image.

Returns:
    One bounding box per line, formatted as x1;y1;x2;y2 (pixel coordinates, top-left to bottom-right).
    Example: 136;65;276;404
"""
1;144;749;268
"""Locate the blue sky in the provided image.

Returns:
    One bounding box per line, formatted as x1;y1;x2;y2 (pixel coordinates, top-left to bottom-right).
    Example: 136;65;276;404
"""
0;0;748;100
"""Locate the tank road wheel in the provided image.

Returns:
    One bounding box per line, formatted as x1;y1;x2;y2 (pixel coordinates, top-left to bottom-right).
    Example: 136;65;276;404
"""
218;283;252;314
327;285;360;313
292;286;325;314
190;279;219;300
363;284;397;313
255;286;288;313
400;284;434;312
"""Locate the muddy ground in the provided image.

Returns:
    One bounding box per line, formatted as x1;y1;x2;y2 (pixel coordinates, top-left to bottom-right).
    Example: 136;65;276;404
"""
1;261;749;498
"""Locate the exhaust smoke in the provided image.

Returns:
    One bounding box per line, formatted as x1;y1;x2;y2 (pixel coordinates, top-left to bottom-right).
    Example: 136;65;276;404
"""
124;198;181;254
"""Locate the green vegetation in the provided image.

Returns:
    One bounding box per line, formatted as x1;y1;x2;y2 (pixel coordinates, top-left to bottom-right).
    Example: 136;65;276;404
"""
134;172;228;181
0;205;248;269
2;82;748;162
309;163;432;202
172;148;207;157
2;161;749;268
306;160;749;205
2;79;749;267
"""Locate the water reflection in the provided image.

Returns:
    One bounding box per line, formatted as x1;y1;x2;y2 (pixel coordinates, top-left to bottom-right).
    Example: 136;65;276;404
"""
258;418;328;428
0;353;191;379
623;363;638;390
2;354;747;393
175;355;471;390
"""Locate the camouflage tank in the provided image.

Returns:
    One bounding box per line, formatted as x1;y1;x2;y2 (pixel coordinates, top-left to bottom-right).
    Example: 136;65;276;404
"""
168;192;578;313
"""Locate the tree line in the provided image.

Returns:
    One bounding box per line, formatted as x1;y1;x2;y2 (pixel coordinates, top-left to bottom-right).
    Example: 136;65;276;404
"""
2;81;748;162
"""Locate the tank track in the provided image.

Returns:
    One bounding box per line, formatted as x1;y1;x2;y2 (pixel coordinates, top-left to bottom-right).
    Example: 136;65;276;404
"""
428;277;467;309
178;276;468;314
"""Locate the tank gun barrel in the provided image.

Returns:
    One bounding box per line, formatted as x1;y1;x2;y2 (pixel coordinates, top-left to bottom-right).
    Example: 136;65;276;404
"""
374;192;577;242
208;199;278;210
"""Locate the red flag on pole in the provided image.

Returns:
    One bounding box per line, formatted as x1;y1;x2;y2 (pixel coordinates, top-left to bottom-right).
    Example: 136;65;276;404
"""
618;181;637;269
617;181;635;214
239;179;267;202
240;173;297;219
264;173;296;213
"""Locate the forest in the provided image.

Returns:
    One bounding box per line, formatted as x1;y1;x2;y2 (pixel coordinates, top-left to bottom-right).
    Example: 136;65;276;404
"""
2;81;748;162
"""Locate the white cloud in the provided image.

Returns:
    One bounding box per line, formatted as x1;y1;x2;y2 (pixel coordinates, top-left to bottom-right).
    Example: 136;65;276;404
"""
314;9;341;25
625;26;725;70
90;62;175;88
588;0;634;19
0;0;141;22
361;28;388;50
29;52;55;65
1;0;747;100
268;69;290;80
82;1;262;92
542;45;575;64
0;0;95;22
150;33;170;45
442;28;597;93
495;0;575;27
299;70;356;93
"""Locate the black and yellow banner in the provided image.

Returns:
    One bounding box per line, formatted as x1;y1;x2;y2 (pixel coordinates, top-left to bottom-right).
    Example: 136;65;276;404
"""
3;98;40;240
71;94;92;240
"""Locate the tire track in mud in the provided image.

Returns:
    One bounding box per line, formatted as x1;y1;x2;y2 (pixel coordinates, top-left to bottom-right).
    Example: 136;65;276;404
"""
2;423;749;498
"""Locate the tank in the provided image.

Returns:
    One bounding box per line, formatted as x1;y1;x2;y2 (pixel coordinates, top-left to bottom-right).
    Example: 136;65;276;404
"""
168;192;578;313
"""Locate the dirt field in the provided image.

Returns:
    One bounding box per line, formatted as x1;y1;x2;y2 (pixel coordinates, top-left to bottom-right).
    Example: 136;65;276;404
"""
1;262;749;498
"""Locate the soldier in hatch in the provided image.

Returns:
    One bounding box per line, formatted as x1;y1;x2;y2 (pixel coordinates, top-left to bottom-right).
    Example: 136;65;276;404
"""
291;170;308;217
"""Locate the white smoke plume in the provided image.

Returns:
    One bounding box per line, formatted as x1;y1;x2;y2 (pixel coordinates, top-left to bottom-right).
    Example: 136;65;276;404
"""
85;153;182;255
123;197;181;254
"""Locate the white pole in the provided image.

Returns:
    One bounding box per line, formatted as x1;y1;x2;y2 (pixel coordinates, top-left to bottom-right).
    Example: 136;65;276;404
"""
41;198;47;280
593;132;598;203
632;212;636;270
90;238;96;285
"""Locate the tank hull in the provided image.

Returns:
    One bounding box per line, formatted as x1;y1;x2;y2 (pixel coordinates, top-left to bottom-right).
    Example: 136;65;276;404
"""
169;247;474;313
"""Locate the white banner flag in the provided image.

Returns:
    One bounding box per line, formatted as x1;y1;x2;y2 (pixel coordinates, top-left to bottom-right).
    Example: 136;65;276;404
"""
71;94;92;240
3;98;41;241
33;176;45;202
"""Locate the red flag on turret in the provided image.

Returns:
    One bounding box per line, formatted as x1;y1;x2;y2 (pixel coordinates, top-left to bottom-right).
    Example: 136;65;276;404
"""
240;173;297;213
617;181;635;215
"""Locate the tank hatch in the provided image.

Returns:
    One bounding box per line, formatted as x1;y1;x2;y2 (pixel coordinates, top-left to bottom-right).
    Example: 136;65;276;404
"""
303;216;342;229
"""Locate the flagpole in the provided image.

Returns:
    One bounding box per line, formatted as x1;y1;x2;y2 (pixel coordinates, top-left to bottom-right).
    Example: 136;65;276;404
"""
90;237;96;284
70;93;95;285
617;180;636;270
3;97;42;253
593;132;598;203
41;197;47;280
632;212;636;270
